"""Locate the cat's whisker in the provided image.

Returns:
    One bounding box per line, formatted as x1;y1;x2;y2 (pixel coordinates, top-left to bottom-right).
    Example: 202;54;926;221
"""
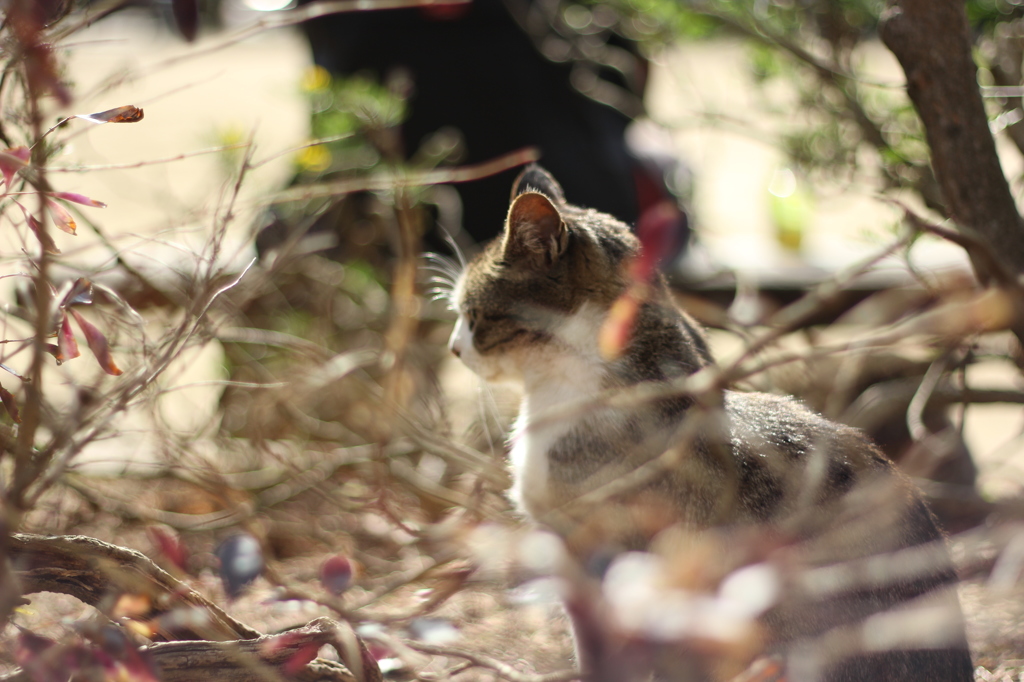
438;228;468;271
420;252;463;311
425;271;457;286
422;251;462;275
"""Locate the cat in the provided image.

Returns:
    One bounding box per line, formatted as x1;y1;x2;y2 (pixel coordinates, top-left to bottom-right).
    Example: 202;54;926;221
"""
444;164;973;682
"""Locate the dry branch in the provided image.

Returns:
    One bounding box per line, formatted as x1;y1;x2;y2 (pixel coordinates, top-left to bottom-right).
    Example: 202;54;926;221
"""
0;618;371;682
7;536;384;682
145;618;378;682
271;148;540;204
9;533;258;641
880;0;1024;279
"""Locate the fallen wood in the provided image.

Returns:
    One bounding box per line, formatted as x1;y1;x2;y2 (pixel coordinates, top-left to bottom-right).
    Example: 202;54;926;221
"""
6;535;382;682
0;617;370;682
10;533;258;641
146;617;375;682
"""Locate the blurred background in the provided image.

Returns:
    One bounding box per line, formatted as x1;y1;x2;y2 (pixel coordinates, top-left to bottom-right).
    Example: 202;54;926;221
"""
5;0;1024;680
54;0;1014;493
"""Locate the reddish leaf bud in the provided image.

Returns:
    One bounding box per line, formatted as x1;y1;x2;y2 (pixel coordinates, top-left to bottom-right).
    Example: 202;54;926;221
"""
52;192;107;208
320;555;354;595
70;309;122;375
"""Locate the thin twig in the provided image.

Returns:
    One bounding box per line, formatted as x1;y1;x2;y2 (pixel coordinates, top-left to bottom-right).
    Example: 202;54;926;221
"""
271;148;541;204
906;352;952;442
47;144;248;173
396;639;579;682
135;0;472;75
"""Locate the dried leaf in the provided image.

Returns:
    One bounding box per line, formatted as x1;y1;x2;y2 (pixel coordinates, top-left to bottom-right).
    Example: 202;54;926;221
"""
15;201;60;254
60;278;94;309
120;650;162;682
76;105;144;125
70;309;122;375
14;630;56;666
94;626;161;682
0;148;29;188
52;191;106;208
123;620;156;640
320;555;355;595
27;214;60;255
111;594;152;619
599;289;641;361
260;630;305;654
257;627;337;677
632;200;683;283
0;384;21;424
58;314;80;363
147;525;189;572
5;146;31;162
46;198;76;234
284;643;320;676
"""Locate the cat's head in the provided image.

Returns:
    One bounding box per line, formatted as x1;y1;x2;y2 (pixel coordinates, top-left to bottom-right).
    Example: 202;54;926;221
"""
448;165;640;384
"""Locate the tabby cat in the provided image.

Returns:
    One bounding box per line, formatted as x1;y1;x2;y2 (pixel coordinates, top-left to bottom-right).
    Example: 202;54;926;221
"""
445;165;972;682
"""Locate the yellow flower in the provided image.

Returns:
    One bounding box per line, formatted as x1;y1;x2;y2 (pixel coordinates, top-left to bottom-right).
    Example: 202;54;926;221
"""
297;144;332;172
301;65;331;93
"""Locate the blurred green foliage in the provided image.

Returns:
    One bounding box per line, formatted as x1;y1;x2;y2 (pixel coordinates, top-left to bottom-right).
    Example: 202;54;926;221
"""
587;0;1024;211
297;65;408;179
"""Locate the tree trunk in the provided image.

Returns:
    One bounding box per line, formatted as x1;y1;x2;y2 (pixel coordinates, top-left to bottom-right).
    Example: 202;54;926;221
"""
880;0;1024;280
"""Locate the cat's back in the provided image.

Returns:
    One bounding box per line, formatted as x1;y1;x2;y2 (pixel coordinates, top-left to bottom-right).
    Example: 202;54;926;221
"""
724;390;943;554
722;391;972;681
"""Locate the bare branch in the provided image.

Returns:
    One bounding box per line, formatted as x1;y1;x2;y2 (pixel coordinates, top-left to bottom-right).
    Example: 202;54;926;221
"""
880;0;1024;279
1;618;373;682
47;144;249;173
147;618;380;682
271;148;541;204
10;533;259;641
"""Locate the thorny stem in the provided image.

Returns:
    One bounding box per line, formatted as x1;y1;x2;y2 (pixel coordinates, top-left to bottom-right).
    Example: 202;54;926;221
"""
9;62;53;515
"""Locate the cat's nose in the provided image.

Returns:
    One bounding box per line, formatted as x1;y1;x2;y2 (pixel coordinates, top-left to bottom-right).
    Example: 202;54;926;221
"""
449;317;466;358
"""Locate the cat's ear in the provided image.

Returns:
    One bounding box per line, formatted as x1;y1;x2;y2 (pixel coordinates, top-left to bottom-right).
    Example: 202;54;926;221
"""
503;192;568;269
510;164;566;205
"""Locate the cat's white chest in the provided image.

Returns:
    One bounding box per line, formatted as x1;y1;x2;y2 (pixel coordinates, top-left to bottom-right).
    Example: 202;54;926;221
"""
504;303;608;517
509;374;600;517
